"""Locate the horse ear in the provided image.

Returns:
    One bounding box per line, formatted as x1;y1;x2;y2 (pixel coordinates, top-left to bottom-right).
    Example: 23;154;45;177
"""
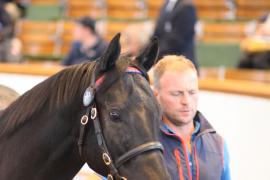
135;37;159;71
97;33;121;73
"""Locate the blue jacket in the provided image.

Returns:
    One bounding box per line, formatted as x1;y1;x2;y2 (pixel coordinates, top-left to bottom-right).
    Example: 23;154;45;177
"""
62;39;107;66
159;111;231;180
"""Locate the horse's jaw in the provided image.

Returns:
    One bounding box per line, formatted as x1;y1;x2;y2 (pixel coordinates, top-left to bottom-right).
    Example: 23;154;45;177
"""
116;152;171;180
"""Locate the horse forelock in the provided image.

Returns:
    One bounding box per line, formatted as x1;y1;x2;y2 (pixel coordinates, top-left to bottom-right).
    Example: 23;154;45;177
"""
0;62;95;138
92;56;130;97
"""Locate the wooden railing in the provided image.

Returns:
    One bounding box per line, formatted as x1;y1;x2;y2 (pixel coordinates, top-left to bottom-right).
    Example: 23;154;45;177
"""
27;0;270;20
1;63;270;98
198;21;248;43
17;20;250;61
200;67;270;83
199;78;270;98
199;67;270;98
0;63;63;76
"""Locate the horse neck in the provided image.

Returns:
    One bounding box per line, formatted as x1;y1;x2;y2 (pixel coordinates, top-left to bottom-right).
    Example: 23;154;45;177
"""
0;106;84;179
0;63;99;179
0;110;3;118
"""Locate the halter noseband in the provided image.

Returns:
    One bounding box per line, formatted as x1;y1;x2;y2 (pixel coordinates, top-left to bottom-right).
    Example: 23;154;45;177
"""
77;65;164;180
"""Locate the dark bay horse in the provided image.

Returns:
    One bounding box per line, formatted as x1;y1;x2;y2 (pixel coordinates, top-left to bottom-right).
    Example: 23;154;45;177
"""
0;34;171;180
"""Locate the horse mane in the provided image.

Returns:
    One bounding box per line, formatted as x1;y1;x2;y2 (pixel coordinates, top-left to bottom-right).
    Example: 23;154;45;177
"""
0;62;95;138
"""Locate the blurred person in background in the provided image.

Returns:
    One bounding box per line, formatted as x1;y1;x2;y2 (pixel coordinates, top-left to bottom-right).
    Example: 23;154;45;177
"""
0;0;28;17
238;13;270;69
0;2;22;62
0;84;19;110
121;23;152;56
153;0;199;70
61;16;107;66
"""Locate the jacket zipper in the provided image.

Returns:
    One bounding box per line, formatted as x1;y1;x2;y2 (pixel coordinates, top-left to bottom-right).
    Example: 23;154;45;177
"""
174;149;185;180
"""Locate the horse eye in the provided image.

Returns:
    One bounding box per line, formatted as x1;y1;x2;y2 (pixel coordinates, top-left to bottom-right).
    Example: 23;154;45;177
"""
109;111;120;122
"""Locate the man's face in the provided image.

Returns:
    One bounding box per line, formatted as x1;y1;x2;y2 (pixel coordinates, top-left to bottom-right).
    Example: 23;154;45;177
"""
155;69;199;126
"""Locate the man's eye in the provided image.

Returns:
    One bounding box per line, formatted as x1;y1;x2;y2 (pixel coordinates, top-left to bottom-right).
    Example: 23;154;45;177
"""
170;92;181;96
189;90;197;95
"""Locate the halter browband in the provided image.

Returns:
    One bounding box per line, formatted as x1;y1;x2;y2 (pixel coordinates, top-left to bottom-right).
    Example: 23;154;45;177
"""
95;66;149;90
78;65;163;180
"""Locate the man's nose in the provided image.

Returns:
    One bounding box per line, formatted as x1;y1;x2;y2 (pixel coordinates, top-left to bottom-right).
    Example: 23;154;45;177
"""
180;93;190;105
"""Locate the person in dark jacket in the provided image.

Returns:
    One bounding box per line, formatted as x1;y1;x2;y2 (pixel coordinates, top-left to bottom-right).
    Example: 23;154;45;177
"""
0;4;14;61
238;51;270;69
153;0;199;70
150;55;230;180
238;13;270;69
62;16;107;66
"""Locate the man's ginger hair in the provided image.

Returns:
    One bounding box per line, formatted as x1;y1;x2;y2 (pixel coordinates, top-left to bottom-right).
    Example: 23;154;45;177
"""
150;55;197;89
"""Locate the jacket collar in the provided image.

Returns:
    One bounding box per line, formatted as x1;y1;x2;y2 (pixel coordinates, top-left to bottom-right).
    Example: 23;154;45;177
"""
160;111;216;136
194;111;216;134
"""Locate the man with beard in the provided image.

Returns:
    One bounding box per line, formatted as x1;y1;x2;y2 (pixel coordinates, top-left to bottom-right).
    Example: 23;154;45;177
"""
151;55;231;180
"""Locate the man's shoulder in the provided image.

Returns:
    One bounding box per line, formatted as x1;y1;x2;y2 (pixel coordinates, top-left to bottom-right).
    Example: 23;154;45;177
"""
71;41;82;48
98;39;108;49
176;0;196;8
94;39;107;53
195;111;225;139
173;1;197;18
196;111;215;130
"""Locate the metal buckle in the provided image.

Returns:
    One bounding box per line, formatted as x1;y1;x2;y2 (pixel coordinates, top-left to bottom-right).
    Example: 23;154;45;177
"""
80;115;89;125
107;174;114;180
102;153;112;166
91;107;97;119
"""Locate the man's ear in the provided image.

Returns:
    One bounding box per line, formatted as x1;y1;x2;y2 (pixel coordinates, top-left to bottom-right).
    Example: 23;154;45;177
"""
153;88;159;97
134;37;159;71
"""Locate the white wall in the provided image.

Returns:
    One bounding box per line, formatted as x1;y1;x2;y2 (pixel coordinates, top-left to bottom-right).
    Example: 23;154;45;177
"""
199;91;270;180
1;73;270;180
0;73;47;94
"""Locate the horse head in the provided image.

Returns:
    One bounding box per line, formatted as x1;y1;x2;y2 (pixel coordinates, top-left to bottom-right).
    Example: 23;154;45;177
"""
81;34;170;179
